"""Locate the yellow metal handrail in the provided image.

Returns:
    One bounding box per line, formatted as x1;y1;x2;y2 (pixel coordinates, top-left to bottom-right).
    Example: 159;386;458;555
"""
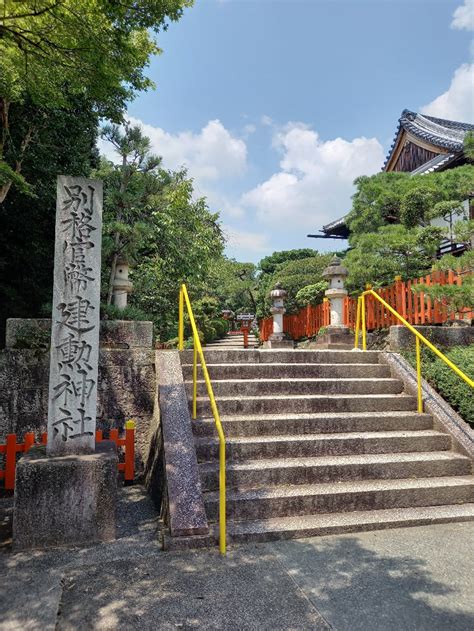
178;284;226;555
354;288;474;413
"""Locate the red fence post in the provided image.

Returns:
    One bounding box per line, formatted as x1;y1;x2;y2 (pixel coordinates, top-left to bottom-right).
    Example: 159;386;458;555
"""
24;432;35;453
109;428;119;447
124;420;135;481
5;434;17;490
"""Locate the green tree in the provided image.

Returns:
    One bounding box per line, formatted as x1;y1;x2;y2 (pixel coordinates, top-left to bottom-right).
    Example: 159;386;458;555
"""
257;252;333;315
464;131;474;161
347;166;474;236
0;98;99;344
412;222;474;318
97;123;162;304
0;0;192;201
345;224;444;292
258;248;317;276
205;258;258;314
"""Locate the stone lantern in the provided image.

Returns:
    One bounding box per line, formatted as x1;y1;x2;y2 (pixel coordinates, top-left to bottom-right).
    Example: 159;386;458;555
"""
264;283;294;348
311;255;353;349
112;257;133;310
322;255;349;330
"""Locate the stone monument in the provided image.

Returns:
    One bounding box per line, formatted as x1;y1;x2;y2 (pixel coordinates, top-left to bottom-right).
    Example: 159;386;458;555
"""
47;176;102;454
263;283;294;348
13;177;117;549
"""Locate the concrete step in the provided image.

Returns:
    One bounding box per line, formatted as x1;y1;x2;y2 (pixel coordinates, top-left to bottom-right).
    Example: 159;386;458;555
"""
195;430;451;462
199;451;471;491
203;476;474;521
182;362;391;380
192;411;434;438
221;504;474;544
194;393;418;416
186;378;404;397
180;349;381;365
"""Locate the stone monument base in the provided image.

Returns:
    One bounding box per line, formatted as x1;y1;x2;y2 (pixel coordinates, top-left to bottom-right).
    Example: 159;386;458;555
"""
263;333;295;349
13;441;118;550
310;326;355;350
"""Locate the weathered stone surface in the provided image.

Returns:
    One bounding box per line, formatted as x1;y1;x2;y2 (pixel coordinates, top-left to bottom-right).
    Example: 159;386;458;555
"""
47;176;103;455
389;324;474;350
155;350;208;537
6;319;153;350
5;318;52;349
0;346;155;470
13;441;117;549
100;320;153;348
381;351;474;459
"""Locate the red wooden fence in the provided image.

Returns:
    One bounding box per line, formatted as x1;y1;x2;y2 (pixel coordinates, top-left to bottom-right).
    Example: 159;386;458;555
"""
0;422;135;490
259;270;472;341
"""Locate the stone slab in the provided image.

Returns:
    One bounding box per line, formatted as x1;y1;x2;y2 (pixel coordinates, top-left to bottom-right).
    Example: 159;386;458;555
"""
389;324;474;350
156;350;208;537
13;441;117;549
55;549;331;630
266;522;474;631
262;339;295;349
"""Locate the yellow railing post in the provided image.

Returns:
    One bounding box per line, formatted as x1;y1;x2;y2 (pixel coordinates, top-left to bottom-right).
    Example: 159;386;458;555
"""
193;344;198;420
178;285;184;351
354;297;361;349
180;284;226;555
415;336;423;413
361;294;367;351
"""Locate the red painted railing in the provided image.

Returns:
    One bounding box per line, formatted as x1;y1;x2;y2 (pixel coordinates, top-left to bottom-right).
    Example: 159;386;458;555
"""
260;300;330;342
259;270;472;341
0;422;136;490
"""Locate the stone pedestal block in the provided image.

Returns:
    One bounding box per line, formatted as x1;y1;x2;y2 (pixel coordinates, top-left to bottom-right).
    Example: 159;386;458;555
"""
13;441;117;549
263;334;295;349
310;326;355;349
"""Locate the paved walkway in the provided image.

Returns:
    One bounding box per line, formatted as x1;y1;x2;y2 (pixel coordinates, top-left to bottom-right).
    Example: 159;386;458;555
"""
1;486;473;630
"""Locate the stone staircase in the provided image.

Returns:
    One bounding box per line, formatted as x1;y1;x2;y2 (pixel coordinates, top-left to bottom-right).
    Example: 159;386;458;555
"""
204;331;258;349
180;349;474;543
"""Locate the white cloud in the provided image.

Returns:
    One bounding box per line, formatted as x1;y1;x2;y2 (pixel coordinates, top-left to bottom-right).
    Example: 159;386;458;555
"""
242;123;257;137
420;63;474;122
452;0;474;31
201;188;246;220
241;123;384;231
103;117;248;182
261;115;273;127
224;226;270;254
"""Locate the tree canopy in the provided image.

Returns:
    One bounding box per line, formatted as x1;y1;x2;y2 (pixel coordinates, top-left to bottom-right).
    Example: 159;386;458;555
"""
0;0;192;201
347;166;474;238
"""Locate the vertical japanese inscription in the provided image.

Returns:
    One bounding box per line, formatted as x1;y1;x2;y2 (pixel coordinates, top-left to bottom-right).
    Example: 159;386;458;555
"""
47;177;103;455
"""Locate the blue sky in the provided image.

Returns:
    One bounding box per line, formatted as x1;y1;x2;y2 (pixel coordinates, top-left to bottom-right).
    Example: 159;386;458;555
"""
101;0;474;262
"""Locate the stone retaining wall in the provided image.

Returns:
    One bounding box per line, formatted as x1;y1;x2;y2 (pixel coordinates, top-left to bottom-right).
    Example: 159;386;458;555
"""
389;325;474;350
0;319;156;470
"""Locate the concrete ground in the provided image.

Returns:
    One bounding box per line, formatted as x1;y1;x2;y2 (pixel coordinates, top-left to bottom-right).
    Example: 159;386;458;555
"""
1;486;473;630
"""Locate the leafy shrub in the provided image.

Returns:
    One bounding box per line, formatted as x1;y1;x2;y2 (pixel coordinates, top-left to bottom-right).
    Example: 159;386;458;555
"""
403;345;474;426
13;323;50;352
295;281;328;307
101;304;152;321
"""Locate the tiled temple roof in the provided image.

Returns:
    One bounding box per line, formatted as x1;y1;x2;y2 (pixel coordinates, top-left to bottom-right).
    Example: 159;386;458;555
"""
316;110;473;240
383;109;474;171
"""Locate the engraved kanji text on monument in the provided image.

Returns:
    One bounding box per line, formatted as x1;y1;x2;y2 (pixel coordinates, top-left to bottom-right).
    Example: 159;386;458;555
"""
47;177;103;455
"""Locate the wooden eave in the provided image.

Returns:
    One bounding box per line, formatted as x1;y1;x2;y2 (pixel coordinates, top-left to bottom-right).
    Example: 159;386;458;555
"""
384;130;450;173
